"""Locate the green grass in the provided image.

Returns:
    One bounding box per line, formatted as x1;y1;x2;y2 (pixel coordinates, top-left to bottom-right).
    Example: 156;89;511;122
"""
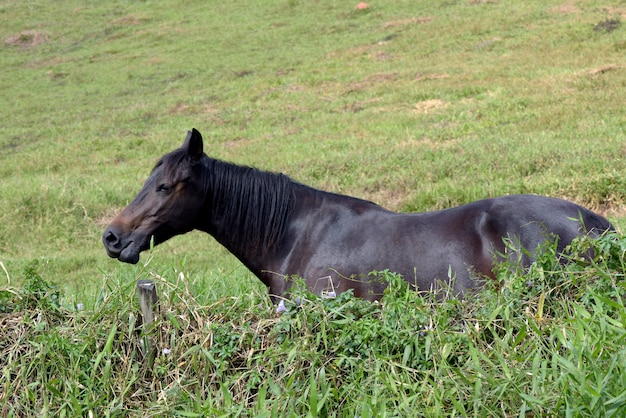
1;0;626;414
1;234;625;416
2;0;626;294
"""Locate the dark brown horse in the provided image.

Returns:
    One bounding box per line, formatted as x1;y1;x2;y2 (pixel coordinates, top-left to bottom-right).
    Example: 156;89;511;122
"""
103;129;614;301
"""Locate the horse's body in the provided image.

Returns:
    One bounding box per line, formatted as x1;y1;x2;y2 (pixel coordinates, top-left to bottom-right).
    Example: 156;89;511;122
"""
103;129;614;301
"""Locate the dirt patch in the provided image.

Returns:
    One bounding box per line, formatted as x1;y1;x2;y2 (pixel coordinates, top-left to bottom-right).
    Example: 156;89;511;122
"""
475;37;502;50
168;102;221;118
342;72;399;93
602;7;626;19
597;205;626;220
5;30;49;48
114;15;148;26
550;3;580;14
414;73;451;82
413;99;449;114
342;98;382;113
468;0;498;5
371;51;392;61
364;189;410;211
169;103;193;115
578;64;622;76
589;64;621;75
558;195;626;221
222;137;251;150
285;84;305;92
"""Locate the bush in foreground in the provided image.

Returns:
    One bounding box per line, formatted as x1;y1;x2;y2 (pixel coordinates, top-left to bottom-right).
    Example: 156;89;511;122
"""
1;234;625;417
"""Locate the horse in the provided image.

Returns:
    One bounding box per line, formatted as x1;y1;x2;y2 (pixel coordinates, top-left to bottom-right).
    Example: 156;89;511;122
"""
103;128;615;301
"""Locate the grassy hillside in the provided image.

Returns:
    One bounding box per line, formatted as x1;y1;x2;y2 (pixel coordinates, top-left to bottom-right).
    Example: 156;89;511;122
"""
2;0;626;300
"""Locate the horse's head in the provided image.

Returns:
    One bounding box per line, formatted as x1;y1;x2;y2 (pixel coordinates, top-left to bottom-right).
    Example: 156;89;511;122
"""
103;129;206;264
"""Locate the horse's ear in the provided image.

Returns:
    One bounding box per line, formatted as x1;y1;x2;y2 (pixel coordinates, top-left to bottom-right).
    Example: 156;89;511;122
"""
183;128;203;161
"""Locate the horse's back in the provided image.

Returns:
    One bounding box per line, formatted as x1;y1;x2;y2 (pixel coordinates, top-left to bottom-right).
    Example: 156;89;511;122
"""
269;192;614;300
389;194;613;292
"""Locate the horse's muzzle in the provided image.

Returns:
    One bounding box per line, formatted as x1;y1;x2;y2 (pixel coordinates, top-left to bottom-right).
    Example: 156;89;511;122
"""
102;226;141;264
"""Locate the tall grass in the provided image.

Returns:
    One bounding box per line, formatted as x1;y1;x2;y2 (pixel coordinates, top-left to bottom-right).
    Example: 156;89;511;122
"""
2;0;626;295
1;233;624;416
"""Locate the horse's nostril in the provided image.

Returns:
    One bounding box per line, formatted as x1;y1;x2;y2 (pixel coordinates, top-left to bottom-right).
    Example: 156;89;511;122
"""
104;230;119;245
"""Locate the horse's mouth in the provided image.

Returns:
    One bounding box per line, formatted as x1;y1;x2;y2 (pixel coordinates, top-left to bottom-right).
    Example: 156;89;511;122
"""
118;241;141;264
105;240;141;264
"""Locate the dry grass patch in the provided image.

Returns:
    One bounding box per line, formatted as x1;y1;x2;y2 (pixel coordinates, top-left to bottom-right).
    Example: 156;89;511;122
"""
5;31;49;48
575;64;622;77
363;188;411;211
343;72;400;93
550;3;580;14
601;6;626;20
587;64;622;75
413;99;449;114
414;73;451;82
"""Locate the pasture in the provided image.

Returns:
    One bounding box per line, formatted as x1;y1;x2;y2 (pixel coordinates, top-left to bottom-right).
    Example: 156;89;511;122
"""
1;0;625;415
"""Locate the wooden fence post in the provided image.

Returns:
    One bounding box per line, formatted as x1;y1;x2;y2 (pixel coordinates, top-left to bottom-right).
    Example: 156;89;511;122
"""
136;279;159;365
136;279;159;326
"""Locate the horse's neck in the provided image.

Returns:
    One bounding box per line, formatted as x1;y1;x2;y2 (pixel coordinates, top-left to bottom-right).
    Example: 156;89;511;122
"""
198;162;295;264
197;164;386;279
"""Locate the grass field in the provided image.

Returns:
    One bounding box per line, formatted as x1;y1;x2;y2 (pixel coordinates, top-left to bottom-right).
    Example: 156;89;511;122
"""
1;0;626;415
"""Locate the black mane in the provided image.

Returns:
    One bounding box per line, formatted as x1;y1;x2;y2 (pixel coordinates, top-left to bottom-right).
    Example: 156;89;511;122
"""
202;157;296;257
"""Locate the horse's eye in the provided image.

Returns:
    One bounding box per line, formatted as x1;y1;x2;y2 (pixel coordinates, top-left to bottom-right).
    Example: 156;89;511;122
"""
157;183;170;193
